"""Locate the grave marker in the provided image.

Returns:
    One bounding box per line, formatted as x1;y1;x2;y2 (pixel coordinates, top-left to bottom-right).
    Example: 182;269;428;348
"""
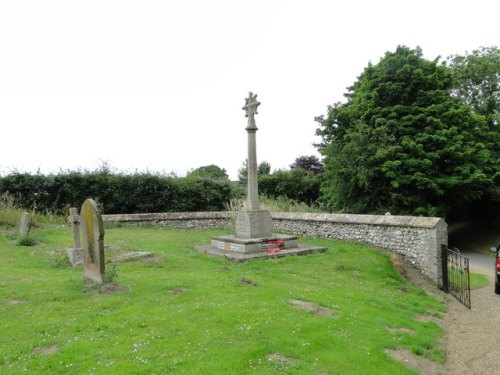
80;199;105;283
19;212;31;236
66;207;83;266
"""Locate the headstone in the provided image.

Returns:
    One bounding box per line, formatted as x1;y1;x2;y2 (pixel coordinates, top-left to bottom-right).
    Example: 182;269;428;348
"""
66;207;83;266
19;212;31;236
80;199;105;283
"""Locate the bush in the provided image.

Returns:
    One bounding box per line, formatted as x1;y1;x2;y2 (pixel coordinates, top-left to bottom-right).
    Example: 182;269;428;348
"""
0;170;239;214
259;169;321;205
16;236;36;247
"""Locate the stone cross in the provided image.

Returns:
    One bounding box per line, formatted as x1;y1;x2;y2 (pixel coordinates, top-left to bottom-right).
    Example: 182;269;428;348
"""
242;92;261;129
19;212;31;236
68;207;81;249
66;207;83;266
242;92;261;210
80;199;105;283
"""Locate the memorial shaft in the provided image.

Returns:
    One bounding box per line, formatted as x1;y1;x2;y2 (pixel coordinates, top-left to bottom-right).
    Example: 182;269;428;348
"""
243;92;261;211
246;122;259;210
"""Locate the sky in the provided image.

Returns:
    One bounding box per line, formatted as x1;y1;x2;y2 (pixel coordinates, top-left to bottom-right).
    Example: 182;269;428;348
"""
1;0;498;180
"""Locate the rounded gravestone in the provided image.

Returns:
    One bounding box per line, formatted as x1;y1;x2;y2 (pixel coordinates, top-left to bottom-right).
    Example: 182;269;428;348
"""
80;198;105;283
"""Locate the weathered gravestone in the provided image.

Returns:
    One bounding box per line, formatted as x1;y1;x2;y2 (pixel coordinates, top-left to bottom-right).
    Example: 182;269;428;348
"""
80;199;105;283
19;212;31;236
66;207;83;266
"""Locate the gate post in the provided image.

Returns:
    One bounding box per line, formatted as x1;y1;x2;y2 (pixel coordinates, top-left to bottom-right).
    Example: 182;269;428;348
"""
441;244;449;293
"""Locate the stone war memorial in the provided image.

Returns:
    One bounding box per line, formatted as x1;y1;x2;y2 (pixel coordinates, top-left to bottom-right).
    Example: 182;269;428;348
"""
200;92;325;260
80;198;106;283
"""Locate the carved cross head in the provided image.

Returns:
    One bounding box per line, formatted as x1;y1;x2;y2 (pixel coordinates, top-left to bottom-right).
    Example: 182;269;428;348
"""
242;92;261;118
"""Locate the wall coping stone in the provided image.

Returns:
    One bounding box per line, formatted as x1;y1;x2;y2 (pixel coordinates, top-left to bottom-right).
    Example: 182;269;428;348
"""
102;211;444;229
102;212;231;222
270;212;444;229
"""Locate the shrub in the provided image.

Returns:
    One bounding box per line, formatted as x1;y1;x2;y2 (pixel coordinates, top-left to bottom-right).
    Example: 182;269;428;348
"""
0;171;239;214
16;236;36;247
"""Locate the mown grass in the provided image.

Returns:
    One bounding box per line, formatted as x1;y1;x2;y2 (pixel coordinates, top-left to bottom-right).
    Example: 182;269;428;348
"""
469;272;490;289
0;224;446;374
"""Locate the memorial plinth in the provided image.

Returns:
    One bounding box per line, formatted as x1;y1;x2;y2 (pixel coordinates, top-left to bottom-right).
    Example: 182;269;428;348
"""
236;210;273;239
198;92;325;261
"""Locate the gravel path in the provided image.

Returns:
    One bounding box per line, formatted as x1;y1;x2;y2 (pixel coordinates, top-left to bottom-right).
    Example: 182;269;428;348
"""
443;252;500;374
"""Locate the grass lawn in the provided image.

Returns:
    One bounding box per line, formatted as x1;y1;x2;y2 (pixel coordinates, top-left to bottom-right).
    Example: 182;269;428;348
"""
0;224;446;374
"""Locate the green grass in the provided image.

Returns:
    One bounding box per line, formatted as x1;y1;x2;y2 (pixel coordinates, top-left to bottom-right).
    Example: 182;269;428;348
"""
0;224;446;374
470;272;490;289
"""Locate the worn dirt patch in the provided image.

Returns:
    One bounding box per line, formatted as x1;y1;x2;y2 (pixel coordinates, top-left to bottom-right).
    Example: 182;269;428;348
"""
267;353;296;364
170;287;187;295
82;282;129;294
415;314;445;328
289;299;333;316
240;277;257;286
387;327;415;335
385;349;444;375
33;345;59;356
390;253;443;299
7;299;23;305
100;283;129;294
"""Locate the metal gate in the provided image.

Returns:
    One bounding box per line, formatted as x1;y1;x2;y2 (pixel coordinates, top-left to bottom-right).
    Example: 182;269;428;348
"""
441;245;471;309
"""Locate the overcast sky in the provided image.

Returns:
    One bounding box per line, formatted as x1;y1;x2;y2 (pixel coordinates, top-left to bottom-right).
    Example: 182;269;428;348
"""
1;0;498;180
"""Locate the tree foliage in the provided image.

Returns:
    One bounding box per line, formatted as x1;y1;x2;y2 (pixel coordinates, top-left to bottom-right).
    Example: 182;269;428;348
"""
447;46;500;218
316;46;495;217
187;165;229;180
290;155;324;174
259;169;321;205
238;160;272;185
447;46;500;128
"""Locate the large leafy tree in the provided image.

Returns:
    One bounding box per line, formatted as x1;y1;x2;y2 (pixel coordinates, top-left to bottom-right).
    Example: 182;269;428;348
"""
447;46;499;128
447;47;500;218
316;46;494;217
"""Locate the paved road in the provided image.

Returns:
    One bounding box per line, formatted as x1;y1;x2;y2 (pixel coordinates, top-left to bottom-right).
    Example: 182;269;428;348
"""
461;250;496;273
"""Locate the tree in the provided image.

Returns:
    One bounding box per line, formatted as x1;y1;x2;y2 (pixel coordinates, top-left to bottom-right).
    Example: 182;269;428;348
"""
258;161;271;176
316;46;494;217
259;169;321;204
447;46;499;128
187;165;229;180
238;160;271;184
290;155;324;174
447;46;500;219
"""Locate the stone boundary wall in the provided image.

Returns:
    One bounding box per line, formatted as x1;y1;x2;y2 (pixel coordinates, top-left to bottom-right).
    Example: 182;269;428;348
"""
102;211;447;286
102;212;232;229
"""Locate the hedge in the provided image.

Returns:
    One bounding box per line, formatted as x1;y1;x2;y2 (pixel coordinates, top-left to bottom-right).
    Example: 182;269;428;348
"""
0;171;240;214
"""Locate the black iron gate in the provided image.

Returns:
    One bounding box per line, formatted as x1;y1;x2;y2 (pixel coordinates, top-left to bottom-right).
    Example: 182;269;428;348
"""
441;245;471;309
